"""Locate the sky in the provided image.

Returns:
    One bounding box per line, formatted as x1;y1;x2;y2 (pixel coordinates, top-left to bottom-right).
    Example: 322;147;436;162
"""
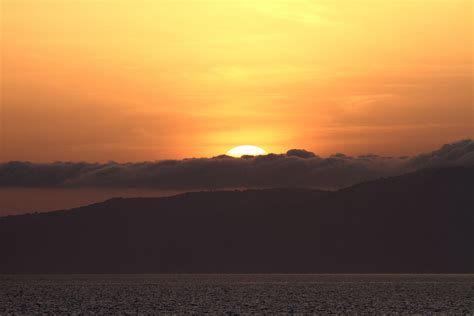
1;0;472;162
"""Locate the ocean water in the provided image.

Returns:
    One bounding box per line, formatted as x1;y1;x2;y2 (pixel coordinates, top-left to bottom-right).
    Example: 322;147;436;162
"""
1;274;472;314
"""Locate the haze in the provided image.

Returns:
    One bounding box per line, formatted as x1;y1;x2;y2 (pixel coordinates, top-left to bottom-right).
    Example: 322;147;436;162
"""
1;0;472;162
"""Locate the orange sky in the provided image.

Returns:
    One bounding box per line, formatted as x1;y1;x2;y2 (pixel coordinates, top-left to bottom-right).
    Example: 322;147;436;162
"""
1;0;473;162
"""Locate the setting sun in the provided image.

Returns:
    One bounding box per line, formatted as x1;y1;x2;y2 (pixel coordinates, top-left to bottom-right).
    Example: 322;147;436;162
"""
226;145;267;158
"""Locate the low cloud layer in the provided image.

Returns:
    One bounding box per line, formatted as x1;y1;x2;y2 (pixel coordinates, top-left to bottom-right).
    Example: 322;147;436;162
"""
1;140;472;190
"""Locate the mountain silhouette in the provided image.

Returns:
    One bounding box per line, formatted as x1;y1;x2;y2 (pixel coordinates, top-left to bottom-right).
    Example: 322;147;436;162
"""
0;167;472;273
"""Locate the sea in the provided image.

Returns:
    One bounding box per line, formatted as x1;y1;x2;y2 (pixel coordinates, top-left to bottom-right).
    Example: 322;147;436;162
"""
1;274;472;314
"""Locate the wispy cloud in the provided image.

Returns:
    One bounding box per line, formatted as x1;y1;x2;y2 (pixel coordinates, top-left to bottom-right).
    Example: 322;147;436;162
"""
242;0;331;25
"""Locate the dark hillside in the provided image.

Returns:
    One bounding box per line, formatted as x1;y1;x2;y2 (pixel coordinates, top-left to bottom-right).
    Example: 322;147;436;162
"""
0;167;472;273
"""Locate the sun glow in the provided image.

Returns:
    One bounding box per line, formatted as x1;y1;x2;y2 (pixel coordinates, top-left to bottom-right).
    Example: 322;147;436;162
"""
226;145;267;158
1;0;472;161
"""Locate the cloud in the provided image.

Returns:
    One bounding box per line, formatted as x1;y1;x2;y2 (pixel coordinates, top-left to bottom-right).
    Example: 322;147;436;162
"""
405;139;474;169
0;140;472;190
286;149;318;158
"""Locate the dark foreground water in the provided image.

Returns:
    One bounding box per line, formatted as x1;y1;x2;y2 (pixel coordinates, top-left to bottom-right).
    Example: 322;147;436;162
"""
1;274;473;314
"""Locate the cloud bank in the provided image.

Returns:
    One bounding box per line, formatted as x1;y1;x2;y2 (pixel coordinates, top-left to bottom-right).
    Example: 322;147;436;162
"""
0;140;472;190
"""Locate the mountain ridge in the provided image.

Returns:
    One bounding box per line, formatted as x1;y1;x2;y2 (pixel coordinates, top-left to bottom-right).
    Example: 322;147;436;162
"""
0;166;472;273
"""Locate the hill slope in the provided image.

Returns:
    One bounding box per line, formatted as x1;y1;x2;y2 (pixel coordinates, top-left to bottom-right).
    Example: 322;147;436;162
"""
0;167;472;273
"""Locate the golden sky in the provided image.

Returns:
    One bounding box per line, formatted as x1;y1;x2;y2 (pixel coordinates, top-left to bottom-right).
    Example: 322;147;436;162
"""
1;0;473;162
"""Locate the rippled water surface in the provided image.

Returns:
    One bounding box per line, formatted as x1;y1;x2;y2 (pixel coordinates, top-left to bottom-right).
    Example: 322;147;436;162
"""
1;274;473;314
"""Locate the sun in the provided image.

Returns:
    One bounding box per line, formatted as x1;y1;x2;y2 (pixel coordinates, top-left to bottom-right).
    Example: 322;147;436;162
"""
226;145;267;158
